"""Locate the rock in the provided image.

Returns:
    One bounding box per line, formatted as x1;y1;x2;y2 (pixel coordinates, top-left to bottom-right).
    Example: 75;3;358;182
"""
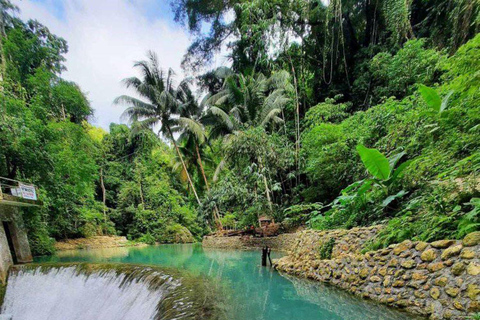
395;299;409;308
401;259;416;269
453;300;464;311
451;262;466;276
389;258;399;267
460;248;475;259
433;276;448;287
466;284;480;300
441;244;462;260
467;262;480;276
402;273;412;281
383;276;392;287
392;280;405;287
430;287;440;299
393;240;413;255
463;231;480;246
378;267;387;276
431;239;456;249
428;262;445;272
415;241;429;251
387;297;396;303
412;272;428;281
370;275;381;282
445;286;460;297
421;249;437;262
414;290;426;299
359;268;369;279
468;301;480;312
444;259;454;267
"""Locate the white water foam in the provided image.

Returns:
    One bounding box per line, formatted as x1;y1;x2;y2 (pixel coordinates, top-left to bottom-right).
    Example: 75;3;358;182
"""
1;266;170;320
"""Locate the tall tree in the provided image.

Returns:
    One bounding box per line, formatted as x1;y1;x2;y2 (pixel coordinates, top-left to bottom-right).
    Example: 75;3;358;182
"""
0;0;17;82
114;51;202;205
203;68;292;212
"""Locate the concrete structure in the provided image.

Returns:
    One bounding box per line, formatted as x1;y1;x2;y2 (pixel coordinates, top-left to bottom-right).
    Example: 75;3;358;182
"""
0;177;39;283
0;206;33;283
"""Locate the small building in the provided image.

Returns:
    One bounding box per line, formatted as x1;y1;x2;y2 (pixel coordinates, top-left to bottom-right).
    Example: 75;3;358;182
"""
0;178;40;283
258;215;274;228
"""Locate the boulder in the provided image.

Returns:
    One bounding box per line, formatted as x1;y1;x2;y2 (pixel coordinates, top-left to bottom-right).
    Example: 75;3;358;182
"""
421;249;437;262
441;245;462;260
431;240;456;249
463;231;480;246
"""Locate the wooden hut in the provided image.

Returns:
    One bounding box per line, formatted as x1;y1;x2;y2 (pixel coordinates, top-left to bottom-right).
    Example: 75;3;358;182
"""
258;215;274;228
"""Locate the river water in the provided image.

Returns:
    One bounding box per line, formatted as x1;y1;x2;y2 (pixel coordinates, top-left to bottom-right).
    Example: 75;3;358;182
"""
24;243;414;320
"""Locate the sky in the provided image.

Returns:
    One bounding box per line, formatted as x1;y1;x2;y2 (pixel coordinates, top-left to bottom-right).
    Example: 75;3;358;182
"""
16;0;229;130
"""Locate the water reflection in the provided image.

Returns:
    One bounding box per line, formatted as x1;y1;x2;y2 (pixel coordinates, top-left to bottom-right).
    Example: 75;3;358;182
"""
280;273;422;320
56;247;131;259
37;244;413;320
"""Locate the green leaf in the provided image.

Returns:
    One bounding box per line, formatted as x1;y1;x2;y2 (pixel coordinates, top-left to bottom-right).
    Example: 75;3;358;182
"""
418;84;441;112
356;179;373;197
381;190;407;207
356;145;391;180
388;151;406;170
440;90;454;113
390;160;412;182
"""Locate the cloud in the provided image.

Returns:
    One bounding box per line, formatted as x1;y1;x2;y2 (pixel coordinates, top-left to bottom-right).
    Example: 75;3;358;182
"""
17;0;192;130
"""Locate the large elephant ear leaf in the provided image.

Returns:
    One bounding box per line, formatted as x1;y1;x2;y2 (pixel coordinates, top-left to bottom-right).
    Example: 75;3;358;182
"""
356;145;391;180
418;84;441;112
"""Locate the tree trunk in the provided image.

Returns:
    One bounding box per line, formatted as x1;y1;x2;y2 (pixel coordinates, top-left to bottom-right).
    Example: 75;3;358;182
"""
258;157;273;213
263;174;273;212
195;142;222;230
289;59;301;185
196;143;210;191
100;167;107;224
167;126;201;205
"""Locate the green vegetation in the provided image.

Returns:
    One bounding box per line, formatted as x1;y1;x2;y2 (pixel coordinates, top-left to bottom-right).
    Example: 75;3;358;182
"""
319;238;335;260
0;1;479;255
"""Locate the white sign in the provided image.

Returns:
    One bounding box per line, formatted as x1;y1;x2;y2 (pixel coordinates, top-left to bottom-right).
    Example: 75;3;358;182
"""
19;184;37;200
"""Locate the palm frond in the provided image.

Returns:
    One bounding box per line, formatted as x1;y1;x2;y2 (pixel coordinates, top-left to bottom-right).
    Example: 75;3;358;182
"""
175;117;206;144
261;108;284;127
213;159;227;182
208;106;234;131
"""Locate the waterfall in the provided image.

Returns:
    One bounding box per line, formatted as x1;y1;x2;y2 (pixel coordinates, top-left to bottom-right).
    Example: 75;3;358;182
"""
0;264;220;320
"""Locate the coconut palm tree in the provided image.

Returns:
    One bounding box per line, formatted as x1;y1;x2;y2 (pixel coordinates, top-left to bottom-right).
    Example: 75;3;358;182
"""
114;51;203;205
202;68;292;212
175;83;223;229
203;67;292;142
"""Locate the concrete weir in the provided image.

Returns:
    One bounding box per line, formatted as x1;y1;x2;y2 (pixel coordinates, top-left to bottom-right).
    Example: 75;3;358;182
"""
0;206;33;283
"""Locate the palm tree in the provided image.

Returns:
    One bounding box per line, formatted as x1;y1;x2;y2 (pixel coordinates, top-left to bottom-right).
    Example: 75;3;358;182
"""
114;51;202;205
203;67;291;142
175;83;223;229
203;68;292;212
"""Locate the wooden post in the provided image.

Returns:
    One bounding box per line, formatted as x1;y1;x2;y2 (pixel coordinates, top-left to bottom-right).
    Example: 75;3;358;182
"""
267;247;272;266
261;246;268;266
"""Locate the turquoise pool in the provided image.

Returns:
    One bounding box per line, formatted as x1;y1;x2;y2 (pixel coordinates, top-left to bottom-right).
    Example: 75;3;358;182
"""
36;244;413;320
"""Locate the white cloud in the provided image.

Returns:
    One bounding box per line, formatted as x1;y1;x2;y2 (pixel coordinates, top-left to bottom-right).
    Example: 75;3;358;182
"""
17;0;192;130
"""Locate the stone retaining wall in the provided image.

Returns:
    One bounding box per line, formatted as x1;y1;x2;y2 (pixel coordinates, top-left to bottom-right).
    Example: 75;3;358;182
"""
274;230;480;320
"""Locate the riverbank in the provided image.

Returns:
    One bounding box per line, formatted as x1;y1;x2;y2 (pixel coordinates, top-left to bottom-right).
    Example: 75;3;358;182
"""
274;230;480;320
55;236;146;251
202;226;382;253
202;233;297;251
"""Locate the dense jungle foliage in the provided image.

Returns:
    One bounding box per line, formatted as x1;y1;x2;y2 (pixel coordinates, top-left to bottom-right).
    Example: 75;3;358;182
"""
0;0;478;255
